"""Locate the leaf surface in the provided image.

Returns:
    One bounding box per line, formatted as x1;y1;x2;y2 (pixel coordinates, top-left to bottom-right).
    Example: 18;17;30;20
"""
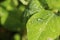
46;0;60;10
26;10;60;40
0;7;8;25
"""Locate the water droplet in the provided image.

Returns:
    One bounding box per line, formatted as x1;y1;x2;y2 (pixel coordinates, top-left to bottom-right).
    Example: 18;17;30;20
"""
37;18;43;22
37;18;41;21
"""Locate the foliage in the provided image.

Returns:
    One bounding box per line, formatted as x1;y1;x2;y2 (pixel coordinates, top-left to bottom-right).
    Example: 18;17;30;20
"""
0;0;60;40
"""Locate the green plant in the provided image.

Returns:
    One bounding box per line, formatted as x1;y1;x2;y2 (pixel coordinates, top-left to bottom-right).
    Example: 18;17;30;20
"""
0;0;60;40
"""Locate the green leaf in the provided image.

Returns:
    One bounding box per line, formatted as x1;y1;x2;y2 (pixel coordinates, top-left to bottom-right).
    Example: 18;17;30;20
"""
2;9;22;31
20;0;30;5
14;33;21;40
26;10;60;40
19;5;25;13
26;0;44;15
23;0;43;17
0;0;18;10
38;15;60;40
46;0;60;10
12;0;18;7
0;5;25;31
22;0;44;26
0;7;8;25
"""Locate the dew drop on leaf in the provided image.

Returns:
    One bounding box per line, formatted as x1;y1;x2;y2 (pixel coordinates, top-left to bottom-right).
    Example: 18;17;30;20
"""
37;18;43;22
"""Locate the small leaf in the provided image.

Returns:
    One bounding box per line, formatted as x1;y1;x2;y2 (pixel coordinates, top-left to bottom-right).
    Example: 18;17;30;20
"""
46;0;60;10
23;0;43;17
22;0;44;26
2;9;22;31
14;33;21;40
38;15;60;40
20;0;30;5
0;0;17;10
12;0;18;7
0;7;8;25
26;10;60;40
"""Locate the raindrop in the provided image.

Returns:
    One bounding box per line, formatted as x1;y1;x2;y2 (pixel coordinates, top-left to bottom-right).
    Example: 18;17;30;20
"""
29;18;43;25
37;18;43;22
37;18;41;21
